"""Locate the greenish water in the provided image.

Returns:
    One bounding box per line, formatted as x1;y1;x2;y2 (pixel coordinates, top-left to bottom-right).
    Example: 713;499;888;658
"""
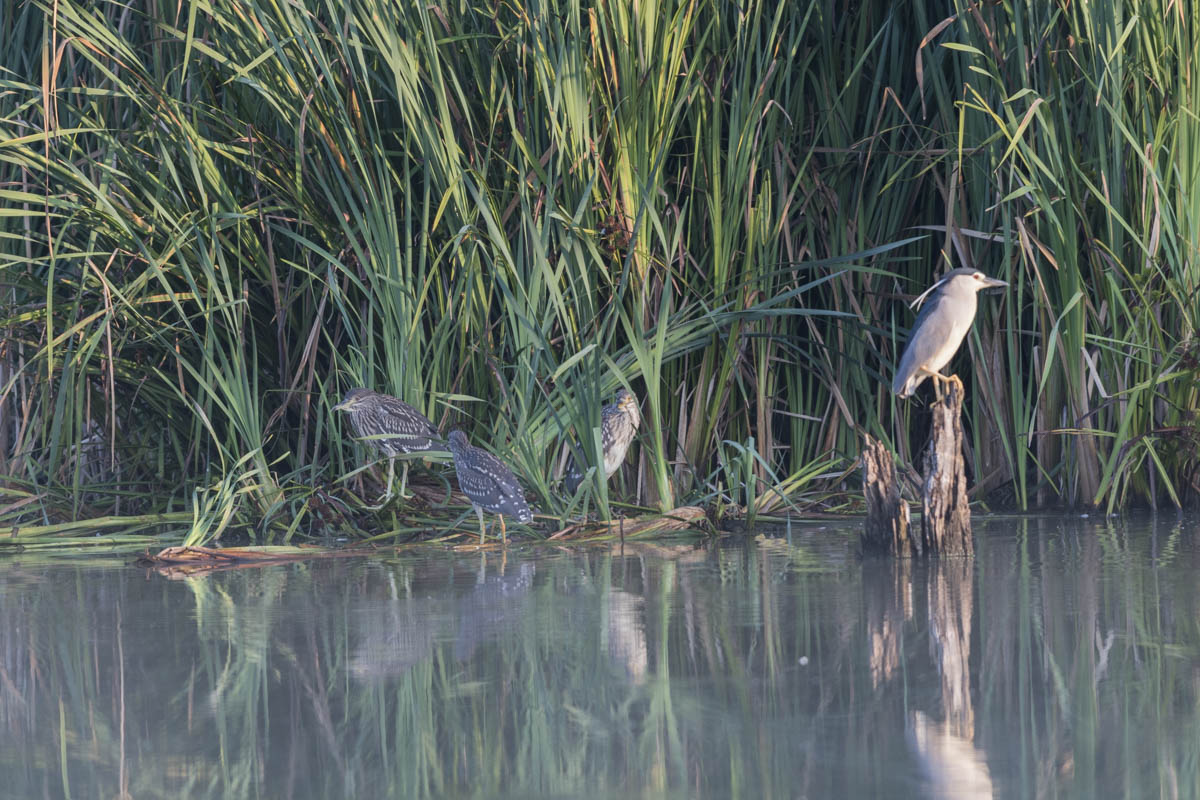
1;515;1198;799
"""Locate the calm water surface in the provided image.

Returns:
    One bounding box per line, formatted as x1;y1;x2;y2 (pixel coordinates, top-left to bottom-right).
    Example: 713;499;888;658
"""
2;515;1199;799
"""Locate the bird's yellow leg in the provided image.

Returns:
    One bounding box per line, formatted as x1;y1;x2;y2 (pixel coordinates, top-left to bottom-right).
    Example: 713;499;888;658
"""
499;514;507;546
928;371;962;401
475;506;487;544
921;369;954;400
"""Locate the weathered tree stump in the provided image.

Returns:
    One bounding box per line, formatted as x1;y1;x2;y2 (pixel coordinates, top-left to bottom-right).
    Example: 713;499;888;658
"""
862;434;913;556
920;376;973;556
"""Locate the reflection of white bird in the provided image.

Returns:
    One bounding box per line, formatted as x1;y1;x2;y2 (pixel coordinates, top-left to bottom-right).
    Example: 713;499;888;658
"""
908;711;994;799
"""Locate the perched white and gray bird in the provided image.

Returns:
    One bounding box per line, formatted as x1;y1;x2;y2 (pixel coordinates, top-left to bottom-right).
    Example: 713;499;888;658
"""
893;268;1008;398
564;388;641;495
446;430;532;544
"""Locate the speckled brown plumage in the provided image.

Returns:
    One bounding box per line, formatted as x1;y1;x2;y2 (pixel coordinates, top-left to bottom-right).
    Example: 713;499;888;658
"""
447;430;532;543
564;388;640;495
334;388;440;503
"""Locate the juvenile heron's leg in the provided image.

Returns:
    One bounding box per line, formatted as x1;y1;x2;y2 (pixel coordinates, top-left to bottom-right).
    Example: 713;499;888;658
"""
470;506;484;544
397;461;412;499
384;456;396;502
361;458;395;510
499;514;507;545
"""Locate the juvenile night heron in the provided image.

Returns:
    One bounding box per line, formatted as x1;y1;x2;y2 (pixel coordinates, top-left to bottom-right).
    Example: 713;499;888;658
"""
333;388;440;503
893;268;1008;398
564;388;641;495
446;430;533;544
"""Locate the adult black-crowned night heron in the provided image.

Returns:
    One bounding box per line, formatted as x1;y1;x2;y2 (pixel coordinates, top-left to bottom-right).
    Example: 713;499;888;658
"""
333;388;440;503
446;430;533;544
564;388;641;495
893;268;1009;398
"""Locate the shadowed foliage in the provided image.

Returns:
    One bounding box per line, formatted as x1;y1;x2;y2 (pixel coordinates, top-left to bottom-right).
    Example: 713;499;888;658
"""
2;0;1199;542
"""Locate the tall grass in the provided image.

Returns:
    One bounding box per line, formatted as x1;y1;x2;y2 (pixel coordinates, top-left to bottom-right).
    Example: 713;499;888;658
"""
1;0;1199;539
924;0;1200;510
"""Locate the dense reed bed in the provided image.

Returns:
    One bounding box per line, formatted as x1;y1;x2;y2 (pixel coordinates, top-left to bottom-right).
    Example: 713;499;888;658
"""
1;0;1198;542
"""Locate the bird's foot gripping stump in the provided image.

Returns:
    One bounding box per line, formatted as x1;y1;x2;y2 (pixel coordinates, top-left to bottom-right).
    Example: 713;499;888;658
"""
863;375;973;557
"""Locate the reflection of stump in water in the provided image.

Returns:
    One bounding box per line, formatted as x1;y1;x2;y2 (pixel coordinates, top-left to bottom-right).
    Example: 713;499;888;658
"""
928;557;974;737
909;557;989;796
864;557;913;688
864;532;985;794
920;377;972;556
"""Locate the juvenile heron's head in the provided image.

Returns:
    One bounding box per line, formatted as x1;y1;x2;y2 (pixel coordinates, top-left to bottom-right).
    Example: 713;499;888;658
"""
615;388;640;428
333;388;372;412
447;430;469;454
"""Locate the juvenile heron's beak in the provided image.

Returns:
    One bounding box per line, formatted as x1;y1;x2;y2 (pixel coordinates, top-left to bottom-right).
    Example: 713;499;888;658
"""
332;398;351;411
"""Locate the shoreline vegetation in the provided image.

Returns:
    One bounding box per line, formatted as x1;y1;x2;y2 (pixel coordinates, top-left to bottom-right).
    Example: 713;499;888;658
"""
2;1;1198;549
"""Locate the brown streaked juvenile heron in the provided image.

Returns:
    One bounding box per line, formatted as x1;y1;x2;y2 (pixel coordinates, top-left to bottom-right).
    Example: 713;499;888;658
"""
333;388;440;503
564;388;641;495
446;430;532;544
893;268;1008;398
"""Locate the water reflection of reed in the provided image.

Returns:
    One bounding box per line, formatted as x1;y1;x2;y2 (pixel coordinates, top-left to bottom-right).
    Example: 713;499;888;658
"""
2;518;1200;797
